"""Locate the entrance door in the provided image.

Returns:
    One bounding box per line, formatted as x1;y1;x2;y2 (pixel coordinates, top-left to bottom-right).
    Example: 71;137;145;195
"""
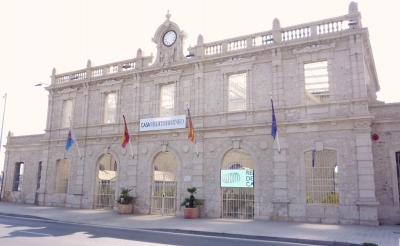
220;149;255;219
150;171;176;215
93;154;117;209
150;152;178;216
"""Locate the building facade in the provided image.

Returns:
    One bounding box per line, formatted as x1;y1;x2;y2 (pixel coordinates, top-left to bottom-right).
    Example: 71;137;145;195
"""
2;2;399;226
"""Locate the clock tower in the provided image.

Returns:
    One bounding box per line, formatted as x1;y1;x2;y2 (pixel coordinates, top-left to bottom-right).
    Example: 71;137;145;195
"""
152;11;188;66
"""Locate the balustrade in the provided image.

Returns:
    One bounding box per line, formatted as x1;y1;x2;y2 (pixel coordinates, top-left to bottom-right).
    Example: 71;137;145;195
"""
205;44;223;55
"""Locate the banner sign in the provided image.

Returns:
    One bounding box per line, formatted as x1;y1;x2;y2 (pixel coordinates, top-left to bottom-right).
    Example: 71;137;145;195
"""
140;115;186;132
220;169;254;188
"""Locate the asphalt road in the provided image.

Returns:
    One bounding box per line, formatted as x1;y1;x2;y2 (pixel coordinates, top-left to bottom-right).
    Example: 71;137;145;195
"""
0;215;315;246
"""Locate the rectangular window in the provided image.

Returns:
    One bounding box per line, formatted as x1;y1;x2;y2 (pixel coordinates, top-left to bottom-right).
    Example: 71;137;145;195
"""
160;83;175;117
228;73;246;111
55;159;70;194
305;150;338;204
62;99;73;127
104;92;117;123
13;162;24;191
304;61;329;104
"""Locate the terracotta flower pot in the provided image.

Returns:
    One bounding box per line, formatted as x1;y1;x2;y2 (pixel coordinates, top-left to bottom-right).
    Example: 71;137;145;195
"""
118;203;133;214
184;207;199;219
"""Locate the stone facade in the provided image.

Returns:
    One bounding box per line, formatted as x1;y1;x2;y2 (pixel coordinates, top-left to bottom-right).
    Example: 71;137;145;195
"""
2;2;399;225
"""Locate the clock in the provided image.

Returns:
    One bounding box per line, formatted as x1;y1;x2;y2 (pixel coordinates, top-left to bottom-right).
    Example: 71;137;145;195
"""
163;30;177;46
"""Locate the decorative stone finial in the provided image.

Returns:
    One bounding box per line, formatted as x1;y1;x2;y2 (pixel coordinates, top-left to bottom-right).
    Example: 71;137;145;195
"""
197;34;204;45
137;48;142;57
166;10;171;20
273;18;281;29
87;59;91;68
348;1;358;14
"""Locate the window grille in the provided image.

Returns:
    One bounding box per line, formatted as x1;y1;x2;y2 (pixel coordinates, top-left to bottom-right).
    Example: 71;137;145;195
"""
305;150;338;204
228;73;246;111
221;149;254;219
94;154;117;209
304;61;329;104
160;84;175;117
151;152;177;216
104;92;117;123
55;159;70;194
13;162;24;191
62;100;73;127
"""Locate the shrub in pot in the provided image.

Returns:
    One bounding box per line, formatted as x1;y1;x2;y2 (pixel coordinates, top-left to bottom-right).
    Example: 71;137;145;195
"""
180;187;203;219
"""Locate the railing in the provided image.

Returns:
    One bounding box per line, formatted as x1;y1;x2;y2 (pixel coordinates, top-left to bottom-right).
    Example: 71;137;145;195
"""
196;13;356;57
55;58;142;84
52;9;359;84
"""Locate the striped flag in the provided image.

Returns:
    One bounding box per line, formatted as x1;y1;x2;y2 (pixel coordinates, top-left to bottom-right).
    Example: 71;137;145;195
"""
187;108;196;143
65;119;77;151
121;114;130;148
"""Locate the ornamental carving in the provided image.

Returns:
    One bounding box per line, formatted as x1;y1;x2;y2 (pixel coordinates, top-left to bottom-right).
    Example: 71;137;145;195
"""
150;69;182;78
216;56;256;67
293;43;335;54
58;87;77;94
98;79;123;87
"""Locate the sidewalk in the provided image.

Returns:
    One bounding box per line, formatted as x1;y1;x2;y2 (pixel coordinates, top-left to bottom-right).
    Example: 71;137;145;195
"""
0;202;399;246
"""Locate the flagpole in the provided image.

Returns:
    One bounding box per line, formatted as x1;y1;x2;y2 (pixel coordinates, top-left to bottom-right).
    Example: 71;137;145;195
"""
276;132;281;154
69;117;81;158
128;139;134;158
75;139;82;159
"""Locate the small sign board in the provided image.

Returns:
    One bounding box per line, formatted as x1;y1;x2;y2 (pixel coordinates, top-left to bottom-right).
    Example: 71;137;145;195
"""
140;115;186;132
220;169;254;188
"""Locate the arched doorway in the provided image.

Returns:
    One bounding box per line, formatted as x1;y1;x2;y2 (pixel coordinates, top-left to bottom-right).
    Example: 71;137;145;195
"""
150;152;177;215
220;149;254;219
93;154;117;209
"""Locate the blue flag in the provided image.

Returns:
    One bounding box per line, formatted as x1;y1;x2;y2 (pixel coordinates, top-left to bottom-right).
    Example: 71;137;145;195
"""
271;98;277;140
312;150;316;167
65;119;76;151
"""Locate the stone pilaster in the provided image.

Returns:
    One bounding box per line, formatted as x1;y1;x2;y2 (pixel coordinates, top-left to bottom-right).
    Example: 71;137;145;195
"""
271;129;289;221
354;120;379;226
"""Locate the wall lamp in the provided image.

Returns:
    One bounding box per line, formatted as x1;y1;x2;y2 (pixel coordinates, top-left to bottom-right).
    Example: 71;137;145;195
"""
35;83;50;86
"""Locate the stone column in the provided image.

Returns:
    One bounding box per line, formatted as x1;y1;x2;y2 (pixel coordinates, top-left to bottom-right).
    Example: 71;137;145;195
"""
354;120;379;226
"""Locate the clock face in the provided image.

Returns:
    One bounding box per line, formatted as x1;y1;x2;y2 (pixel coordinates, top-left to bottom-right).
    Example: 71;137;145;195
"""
163;30;177;46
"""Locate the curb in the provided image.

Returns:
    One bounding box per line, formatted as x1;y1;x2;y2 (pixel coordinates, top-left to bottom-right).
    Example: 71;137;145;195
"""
0;212;55;221
144;229;362;246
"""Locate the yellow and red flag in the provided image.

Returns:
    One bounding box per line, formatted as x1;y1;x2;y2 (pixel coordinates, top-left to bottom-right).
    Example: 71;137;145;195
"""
121;114;130;148
187;108;196;143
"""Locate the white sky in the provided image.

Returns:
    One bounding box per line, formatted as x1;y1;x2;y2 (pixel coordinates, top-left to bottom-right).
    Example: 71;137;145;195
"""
0;0;399;171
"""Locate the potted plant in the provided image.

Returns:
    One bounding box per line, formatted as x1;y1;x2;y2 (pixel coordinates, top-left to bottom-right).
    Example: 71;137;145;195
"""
116;188;133;214
180;187;203;219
